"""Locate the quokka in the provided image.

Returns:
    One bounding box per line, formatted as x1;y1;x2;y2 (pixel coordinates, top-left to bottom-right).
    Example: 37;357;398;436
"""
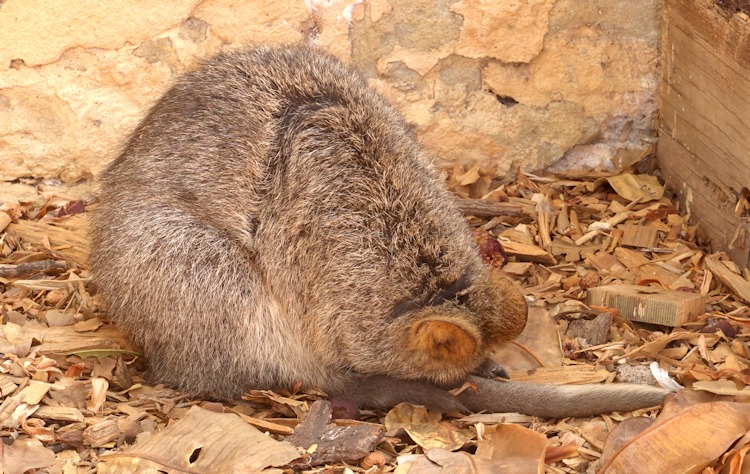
91;44;666;418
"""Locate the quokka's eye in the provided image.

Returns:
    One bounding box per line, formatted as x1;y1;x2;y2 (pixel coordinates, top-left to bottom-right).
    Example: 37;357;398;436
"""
455;291;471;306
433;270;473;305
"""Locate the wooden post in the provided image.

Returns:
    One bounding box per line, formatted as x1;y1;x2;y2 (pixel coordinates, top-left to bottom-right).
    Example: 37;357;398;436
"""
658;0;750;267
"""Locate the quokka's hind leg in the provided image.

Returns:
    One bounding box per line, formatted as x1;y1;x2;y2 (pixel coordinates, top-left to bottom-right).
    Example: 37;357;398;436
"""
93;212;317;399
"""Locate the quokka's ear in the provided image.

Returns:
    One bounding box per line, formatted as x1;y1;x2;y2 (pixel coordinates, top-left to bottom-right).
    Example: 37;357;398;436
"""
408;318;480;365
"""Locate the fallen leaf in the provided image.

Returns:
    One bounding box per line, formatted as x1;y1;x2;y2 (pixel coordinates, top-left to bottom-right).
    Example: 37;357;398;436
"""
544;444;579;464
396;449;475;473
579;420;609;451
601;395;750;473
92;357;118;380
385;403;441;434
473;424;546;473
723;442;750;474
0;437;56;474
73;318;104;332
385;403;472;451
457;163;482;186
493;307;563;371
0;322;33;357
58;200;86;217
98;406;299;473
599;416;655;461
606;173;664;202
692;379;750;396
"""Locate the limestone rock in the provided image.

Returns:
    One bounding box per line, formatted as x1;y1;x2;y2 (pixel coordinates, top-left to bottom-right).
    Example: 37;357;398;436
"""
0;0;662;204
451;0;556;63
0;1;201;67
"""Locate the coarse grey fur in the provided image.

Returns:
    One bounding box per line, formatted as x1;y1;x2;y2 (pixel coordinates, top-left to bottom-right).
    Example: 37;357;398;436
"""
91;44;666;417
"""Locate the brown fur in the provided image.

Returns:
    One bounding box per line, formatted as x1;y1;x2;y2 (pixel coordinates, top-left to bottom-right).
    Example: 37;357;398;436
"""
91;44;666;417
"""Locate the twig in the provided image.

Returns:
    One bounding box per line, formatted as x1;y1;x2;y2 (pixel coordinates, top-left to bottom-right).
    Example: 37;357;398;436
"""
508;341;547;368
0;260;67;278
456;198;526;218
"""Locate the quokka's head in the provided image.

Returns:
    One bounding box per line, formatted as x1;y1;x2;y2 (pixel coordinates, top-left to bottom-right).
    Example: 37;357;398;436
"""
386;268;528;384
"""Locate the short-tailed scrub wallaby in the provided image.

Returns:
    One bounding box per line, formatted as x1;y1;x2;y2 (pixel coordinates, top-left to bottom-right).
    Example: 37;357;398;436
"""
91;44;666;418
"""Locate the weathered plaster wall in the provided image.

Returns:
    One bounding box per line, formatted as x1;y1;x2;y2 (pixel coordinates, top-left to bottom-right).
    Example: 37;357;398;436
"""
0;0;662;204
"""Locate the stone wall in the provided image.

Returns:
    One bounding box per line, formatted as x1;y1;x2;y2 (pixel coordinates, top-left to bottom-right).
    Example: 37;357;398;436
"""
0;0;662;204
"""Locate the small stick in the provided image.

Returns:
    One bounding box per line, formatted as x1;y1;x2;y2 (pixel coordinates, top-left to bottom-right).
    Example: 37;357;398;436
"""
569;210;584;240
456;198;526;218
508;340;547;368
534;194;553;251
0;260;67;278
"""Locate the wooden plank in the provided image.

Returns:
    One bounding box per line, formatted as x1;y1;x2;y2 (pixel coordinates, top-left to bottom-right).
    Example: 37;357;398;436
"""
658;0;750;268
587;284;707;327
621;223;658;248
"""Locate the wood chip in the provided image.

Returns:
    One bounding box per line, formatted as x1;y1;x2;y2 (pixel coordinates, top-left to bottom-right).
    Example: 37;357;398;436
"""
19;381;51;405
32;406;85;423
0;211;11;232
614;247;678;286
6;216;90;266
115;404;150;422
568;312;613;346
83;419;120;447
236;413;295;436
621;224;658;248
500;240;556;265
0;375;19;397
704;256;750;303
286;400;384;467
502;262;534;277
507;366;611;385
18;324;133;354
455;413;535;426
551;237;602;262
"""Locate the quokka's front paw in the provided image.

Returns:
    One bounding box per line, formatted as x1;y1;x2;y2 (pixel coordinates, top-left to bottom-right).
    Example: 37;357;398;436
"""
474;358;510;379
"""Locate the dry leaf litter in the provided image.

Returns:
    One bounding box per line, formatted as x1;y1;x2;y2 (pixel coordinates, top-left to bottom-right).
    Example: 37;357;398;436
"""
2;159;750;473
